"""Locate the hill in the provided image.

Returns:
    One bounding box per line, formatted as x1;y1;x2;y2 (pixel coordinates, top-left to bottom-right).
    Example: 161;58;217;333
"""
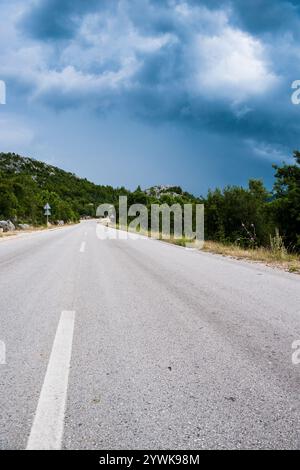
0;153;198;225
0;151;299;252
0;152;129;224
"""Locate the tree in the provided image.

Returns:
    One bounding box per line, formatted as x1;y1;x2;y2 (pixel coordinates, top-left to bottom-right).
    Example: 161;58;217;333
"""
0;181;18;219
271;151;300;250
204;180;271;246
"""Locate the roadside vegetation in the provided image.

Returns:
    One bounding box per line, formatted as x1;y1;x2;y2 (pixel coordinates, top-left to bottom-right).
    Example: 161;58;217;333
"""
0;152;128;225
107;227;300;273
202;240;300;273
0;151;299;269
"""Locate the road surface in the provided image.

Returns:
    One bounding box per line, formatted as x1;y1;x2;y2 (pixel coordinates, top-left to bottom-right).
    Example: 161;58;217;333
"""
0;220;299;450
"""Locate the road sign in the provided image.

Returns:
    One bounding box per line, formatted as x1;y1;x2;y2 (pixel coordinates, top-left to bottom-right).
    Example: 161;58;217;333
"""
44;203;51;225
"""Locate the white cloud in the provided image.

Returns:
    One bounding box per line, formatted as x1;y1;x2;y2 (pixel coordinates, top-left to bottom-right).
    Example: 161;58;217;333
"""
30;59;140;104
193;27;278;101
175;1;228;32
0;0;279;109
0;5;178;105
64;12;177;68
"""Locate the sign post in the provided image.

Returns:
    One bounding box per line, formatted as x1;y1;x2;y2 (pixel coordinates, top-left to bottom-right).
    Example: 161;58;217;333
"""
44;203;51;226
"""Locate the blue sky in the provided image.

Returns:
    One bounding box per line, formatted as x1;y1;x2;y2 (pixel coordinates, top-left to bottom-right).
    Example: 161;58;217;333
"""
0;0;300;195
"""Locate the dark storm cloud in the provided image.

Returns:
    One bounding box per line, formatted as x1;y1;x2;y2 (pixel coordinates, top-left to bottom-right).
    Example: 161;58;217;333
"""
19;0;108;40
3;0;300;160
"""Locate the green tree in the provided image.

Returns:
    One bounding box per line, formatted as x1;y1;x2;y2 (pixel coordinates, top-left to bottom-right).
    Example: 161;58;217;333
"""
271;151;300;250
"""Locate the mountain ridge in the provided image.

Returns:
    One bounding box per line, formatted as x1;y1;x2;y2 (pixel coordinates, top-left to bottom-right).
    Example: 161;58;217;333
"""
0;152;197;223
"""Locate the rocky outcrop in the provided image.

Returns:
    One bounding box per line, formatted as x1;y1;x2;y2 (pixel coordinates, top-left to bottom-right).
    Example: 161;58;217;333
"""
0;220;16;232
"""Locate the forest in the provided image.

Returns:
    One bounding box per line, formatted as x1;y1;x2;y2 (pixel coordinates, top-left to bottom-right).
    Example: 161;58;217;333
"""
0;151;299;252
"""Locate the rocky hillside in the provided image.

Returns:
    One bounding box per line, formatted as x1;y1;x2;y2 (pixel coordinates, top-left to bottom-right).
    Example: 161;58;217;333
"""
0;152;128;224
0;153;199;226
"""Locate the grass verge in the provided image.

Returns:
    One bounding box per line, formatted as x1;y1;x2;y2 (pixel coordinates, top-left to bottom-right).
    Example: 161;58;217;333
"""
202;241;300;274
0;223;76;239
99;221;300;274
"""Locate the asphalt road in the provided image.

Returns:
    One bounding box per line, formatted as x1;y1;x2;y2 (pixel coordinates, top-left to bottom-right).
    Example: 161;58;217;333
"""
0;220;300;450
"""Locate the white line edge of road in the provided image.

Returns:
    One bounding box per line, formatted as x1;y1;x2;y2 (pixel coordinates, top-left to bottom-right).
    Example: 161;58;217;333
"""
80;241;86;253
26;310;76;450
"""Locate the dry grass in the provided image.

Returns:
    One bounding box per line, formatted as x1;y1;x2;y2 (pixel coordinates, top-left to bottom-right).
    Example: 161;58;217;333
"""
99;221;300;274
202;240;300;274
0;231;16;238
0;226;49;238
0;223;76;240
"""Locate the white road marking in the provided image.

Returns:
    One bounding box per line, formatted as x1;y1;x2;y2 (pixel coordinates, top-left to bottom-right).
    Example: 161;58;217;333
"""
26;311;76;450
79;241;86;253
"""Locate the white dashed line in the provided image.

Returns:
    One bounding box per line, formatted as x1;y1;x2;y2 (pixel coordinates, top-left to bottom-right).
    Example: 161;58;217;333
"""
79;242;86;253
26;311;76;450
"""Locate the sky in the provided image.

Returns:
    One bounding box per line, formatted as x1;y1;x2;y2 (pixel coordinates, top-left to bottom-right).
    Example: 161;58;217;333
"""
1;0;300;195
